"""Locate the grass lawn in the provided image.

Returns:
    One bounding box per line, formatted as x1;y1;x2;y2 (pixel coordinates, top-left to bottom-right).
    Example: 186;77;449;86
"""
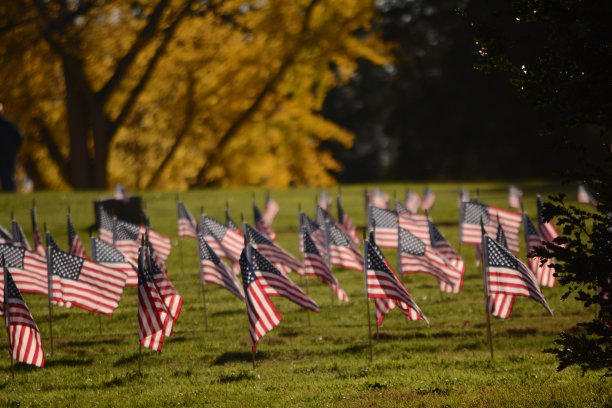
0;182;609;407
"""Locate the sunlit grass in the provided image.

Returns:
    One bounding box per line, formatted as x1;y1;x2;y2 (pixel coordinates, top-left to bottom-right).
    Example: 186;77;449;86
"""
0;182;608;407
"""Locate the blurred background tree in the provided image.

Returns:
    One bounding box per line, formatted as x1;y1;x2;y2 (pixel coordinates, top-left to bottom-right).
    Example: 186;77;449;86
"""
0;0;387;189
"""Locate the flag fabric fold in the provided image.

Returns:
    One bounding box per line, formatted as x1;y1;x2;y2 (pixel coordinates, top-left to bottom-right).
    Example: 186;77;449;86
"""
2;265;45;367
198;234;244;300
67;214;86;258
177;201;197;239
90;237;138;286
245;224;303;275
302;228;348;302
337;195;360;246
0;244;48;296
460;201;522;252
369;207;398;248
328;223;364;271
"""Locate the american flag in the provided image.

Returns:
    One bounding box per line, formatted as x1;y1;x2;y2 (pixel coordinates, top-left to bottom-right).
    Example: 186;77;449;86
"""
177;201;197;239
508;185;523;209
398;227;460;293
30;206;46;257
11;220;30;250
369;206;398;248
200;215;243;262
11;220;31;251
458;188;470;208
139;243;183;345
316;205;335;228
113;220;140;260
577;184;597;207
48;244;128;315
337;195;359;246
254;201;276;241
302;228;348;302
225;207;238;229
137;247;166;351
487;222;515;318
482;234;553;315
2;265;44;367
524;213;556;288
239;248;281;353
318;191;333;211
396;202;430;245
67;214;86;258
428;220;465;293
460;201;522;252
198;234;244;301
369;188;389;209
366;235;428;326
299;213;326;256
98;207;115;244
263;196;280;227
248;246;319;312
0;244;47;296
90;237;138;287
245;224;303;275
328;223;363;271
404;190;421;213
421;187;436;211
537;195;561;244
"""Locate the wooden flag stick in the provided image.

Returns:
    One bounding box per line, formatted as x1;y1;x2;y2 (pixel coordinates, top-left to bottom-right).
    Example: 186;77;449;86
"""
363;231;373;363
44;227;54;357
242;228;256;369
138;341;142;376
479;220;494;360
3;255;14;378
176;195;185;277
200;284;208;331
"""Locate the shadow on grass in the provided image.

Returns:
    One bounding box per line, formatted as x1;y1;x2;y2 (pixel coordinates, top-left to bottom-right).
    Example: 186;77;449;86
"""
0;362;39;374
113;352;144;367
216;371;257;384
45;357;94;368
342;344;368;354
63;338;123;347
504;327;537;337
278;328;301;338
211;351;267;366
100;372;147;388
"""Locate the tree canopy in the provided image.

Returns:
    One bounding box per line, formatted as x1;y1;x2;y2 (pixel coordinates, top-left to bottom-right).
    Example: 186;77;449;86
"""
0;0;387;190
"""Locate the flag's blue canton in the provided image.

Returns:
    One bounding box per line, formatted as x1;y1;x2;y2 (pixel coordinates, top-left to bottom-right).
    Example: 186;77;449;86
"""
463;202;489;225
198;235;221;265
225;210;237;229
300;214;320;234
11;221;26;245
394;200;410;215
116;221;139;241
485;236;518;269
371;207;398;229
239;250;256;288
47;234;61;250
496;225;508;249
428;220;446;244
177;202;194;222
137;249;154;284
203;217;228;241
399;228;426;256
246;225;273;246
250;247;282;276
329;224;351;247
99;208;115;231
367;241;393;276
524;215;539;236
253;204;263;222
51;248;84;280
92;238;125;263
0;244;25;269
302;229;320;256
5;268;23;300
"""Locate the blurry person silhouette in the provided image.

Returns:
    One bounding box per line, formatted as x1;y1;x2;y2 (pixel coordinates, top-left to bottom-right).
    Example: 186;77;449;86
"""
0;103;22;192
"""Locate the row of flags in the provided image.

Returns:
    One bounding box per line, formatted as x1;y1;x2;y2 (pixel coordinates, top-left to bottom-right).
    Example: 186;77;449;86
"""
0;185;566;366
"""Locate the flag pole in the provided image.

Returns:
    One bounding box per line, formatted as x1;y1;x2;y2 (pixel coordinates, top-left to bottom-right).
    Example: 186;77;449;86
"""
480;218;494;360
324;218;334;306
44;226;54;357
3;255;14;377
242;223;256;370
200;283;208;331
137;236;146;376
176;194;185;277
363;230;373;363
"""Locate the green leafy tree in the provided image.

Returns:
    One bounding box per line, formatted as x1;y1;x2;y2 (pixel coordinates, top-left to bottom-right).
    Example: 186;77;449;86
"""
465;0;611;376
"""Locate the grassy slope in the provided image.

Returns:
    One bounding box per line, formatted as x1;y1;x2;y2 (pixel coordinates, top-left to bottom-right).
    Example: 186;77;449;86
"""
0;182;609;407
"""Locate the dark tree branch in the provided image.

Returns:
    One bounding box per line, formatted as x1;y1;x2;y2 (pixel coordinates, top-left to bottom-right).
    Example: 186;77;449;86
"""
96;0;172;104
190;0;322;187
145;70;197;188
32;117;70;182
108;2;191;139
